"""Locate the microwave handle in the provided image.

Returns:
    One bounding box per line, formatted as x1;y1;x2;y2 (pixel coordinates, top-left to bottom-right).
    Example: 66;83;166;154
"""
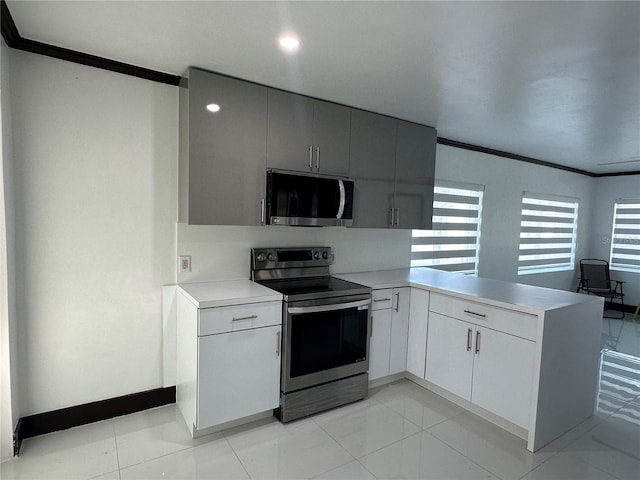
288;298;370;315
336;179;346;219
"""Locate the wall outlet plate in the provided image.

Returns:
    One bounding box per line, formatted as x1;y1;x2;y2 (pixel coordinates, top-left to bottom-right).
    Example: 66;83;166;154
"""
179;255;191;273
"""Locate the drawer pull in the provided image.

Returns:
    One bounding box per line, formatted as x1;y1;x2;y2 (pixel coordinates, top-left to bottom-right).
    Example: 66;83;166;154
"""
464;309;486;319
276;331;281;356
467;328;473;351
475;330;481;354
232;315;258;322
373;298;391;302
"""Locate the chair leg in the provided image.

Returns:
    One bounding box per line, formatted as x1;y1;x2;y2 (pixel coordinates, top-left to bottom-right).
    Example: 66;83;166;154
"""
603;298;625;319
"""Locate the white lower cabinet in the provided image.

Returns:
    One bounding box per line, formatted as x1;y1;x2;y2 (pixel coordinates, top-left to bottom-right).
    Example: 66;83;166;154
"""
425;294;536;429
197;324;281;429
177;294;281;434
406;288;429;378
369;308;392;380
369;288;410;380
425;312;474;400
470;326;535;429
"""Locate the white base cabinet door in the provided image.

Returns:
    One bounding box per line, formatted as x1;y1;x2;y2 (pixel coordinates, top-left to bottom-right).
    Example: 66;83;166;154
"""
389;287;411;375
425;312;474;400
197;325;281;429
471;327;536;429
369;308;392;380
406;289;429;378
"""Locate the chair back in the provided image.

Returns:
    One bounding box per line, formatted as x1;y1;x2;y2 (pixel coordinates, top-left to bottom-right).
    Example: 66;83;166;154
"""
579;259;611;290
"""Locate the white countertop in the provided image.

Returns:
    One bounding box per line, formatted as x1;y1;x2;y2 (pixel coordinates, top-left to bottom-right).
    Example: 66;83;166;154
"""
178;279;282;308
336;268;602;315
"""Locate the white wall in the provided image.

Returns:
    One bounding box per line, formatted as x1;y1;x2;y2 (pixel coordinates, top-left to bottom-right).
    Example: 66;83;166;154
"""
1;40;19;463
589;175;640;306
9;50;178;416
435;144;595;292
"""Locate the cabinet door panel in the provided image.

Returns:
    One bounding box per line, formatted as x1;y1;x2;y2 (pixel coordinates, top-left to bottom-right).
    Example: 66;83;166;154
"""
266;89;314;171
407;289;429;378
312;100;350;176
188;69;267;225
389;288;410;375
394;121;436;184
393;183;433;230
349;110;397;180
369;309;392;380
352;179;395;228
197;326;281;429
425;313;474;400
471;328;535;429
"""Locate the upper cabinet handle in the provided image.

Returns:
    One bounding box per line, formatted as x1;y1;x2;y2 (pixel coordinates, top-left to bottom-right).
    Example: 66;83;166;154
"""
308;146;313;170
316;146;320;170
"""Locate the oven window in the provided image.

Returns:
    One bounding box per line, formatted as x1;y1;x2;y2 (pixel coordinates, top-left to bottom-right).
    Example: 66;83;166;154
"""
289;307;368;378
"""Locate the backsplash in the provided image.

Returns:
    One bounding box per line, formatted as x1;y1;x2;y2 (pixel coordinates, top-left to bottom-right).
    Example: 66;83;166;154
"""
177;224;412;283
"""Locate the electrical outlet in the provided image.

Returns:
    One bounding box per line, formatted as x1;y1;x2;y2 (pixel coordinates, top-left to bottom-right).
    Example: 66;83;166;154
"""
179;255;191;273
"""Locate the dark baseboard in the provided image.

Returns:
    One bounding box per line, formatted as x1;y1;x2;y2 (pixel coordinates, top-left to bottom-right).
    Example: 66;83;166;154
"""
13;386;175;456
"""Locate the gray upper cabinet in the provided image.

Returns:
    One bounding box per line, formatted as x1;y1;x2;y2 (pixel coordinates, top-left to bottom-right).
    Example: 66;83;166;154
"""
349;110;397;228
267;89;350;176
179;68;268;225
349;112;436;230
392;121;436;230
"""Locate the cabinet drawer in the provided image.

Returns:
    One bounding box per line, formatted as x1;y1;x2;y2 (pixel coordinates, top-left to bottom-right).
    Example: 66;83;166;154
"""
372;289;393;310
429;293;537;341
198;301;281;336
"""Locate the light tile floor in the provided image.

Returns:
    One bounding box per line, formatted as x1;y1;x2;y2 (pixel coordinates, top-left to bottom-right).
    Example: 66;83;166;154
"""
3;314;640;480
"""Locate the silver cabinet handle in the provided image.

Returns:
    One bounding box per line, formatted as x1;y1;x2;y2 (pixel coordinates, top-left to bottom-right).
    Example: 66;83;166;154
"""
389;208;395;226
308;146;313;170
232;315;258;322
395;292;400;312
395;208;400;226
316;146;320;170
373;298;391;302
475;330;481;354
467;328;472;351
464;310;486;319
276;330;281;356
260;198;265;224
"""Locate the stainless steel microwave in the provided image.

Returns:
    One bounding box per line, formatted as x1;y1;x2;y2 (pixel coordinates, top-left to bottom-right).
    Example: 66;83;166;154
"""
265;171;354;226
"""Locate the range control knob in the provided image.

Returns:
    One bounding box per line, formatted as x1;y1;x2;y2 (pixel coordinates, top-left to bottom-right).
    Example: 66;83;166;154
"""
256;253;266;262
313;251;320;259
267;253;276;262
322;251;329;260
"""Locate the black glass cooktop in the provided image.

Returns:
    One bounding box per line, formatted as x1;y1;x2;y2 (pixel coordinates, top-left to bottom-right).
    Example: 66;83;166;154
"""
257;276;370;301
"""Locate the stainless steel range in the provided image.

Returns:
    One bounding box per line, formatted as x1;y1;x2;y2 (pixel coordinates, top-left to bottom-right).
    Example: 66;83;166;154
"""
251;247;372;422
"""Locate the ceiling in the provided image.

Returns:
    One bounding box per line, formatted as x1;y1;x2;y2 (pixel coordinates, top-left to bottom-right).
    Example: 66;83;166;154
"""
6;1;640;175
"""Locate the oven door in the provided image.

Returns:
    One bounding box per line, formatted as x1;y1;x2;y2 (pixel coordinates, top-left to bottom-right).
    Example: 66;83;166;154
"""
282;294;371;393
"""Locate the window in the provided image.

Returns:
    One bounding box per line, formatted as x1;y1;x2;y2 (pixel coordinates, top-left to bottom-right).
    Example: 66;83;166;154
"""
411;182;484;275
609;199;640;272
517;192;579;275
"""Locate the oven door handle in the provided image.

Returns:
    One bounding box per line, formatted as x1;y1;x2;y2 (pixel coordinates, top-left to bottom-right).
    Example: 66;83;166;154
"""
287;299;371;315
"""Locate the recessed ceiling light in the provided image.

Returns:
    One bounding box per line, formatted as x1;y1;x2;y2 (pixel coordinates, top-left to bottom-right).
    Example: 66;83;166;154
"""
278;35;301;53
206;103;220;113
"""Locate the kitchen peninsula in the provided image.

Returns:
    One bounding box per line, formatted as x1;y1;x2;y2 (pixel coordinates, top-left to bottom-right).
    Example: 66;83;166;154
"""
336;267;604;452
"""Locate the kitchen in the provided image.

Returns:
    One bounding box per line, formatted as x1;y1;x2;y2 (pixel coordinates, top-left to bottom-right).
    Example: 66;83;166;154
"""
2;1;640;479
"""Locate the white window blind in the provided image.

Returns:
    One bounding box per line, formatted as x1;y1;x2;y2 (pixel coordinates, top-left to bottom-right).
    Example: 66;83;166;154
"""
517;192;579;275
411;182;484;275
609;199;640;273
